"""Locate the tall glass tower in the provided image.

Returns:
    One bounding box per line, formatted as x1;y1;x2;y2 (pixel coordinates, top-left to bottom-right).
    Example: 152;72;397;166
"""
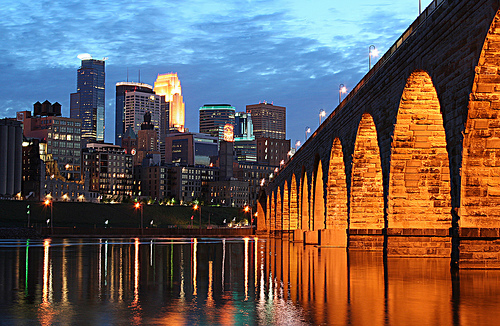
70;54;106;142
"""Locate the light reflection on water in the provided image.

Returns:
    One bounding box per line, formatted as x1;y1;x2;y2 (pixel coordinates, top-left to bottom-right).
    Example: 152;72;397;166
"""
0;237;500;325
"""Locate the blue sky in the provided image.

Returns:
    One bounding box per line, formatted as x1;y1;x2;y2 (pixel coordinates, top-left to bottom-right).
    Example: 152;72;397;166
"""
0;0;432;144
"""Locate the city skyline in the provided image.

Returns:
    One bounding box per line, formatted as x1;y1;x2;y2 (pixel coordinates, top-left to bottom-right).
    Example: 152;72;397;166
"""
0;0;432;145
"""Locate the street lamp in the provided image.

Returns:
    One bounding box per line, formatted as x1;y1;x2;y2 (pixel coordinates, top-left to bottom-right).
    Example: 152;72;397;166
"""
193;204;201;230
339;84;347;104
369;45;379;70
44;199;53;232
134;202;143;232
319;109;326;125
419;0;421;14
305;126;311;141
295;140;301;151
244;206;252;226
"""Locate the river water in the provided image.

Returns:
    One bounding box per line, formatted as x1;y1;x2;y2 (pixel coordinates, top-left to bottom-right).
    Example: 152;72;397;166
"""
0;237;499;325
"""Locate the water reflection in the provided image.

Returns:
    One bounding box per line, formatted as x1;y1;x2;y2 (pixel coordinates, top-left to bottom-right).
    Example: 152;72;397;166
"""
0;238;500;325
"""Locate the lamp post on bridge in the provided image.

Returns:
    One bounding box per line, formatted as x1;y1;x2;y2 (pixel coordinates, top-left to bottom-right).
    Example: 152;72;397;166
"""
319;109;326;126
339;84;347;104
305;126;311;141
369;45;379;70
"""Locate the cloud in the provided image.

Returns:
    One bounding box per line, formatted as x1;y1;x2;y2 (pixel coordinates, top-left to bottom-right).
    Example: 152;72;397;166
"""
0;0;423;144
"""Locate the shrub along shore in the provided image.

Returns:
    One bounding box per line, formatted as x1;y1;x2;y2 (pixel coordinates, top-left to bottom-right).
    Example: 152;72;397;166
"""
0;200;244;230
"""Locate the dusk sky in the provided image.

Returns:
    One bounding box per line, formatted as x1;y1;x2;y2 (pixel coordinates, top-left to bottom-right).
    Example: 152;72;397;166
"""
0;0;432;145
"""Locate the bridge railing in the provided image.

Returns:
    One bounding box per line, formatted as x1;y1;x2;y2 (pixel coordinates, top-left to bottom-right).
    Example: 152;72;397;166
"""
280;0;445;176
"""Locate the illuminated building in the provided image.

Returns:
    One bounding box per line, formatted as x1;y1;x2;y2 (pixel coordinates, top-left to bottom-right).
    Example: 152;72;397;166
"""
70;54;106;142
164;132;218;167
199;104;235;141
234;112;256;163
133;163;217;204
256;138;291;167
209;180;249;207
234;112;254;139
115;82;159;146
154;73;185;132
18;104;82;181
246;102;286;139
123;89;163;147
82;143;133;198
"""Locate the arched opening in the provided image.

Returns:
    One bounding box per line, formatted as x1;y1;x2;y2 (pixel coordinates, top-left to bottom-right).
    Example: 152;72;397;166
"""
257;191;267;232
389;70;451;229
283;181;290;231
350;113;384;229
462;10;500;227
326;138;348;230
276;187;282;231
301;169;310;230
313;158;325;230
290;175;299;230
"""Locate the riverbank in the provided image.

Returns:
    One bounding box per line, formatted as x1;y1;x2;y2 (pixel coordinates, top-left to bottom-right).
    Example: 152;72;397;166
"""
0;200;245;229
0;227;41;239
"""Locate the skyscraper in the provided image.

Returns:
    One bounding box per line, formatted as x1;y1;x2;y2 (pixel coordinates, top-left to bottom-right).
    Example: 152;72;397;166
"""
246;102;286;139
115;82;155;146
199;104;235;141
70;54;106;142
123;89;163;148
154;73;185;132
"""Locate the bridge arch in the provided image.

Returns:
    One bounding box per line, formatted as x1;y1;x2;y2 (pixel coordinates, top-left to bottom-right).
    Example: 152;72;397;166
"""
350;113;384;229
283;180;290;231
300;167;310;230
326;137;348;230
290;174;299;230
388;70;451;229
313;155;325;230
256;190;267;232
462;9;500;227
270;190;275;232
276;186;282;231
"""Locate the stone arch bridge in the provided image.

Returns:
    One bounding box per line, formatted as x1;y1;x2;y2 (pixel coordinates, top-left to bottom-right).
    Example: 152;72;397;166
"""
258;0;500;269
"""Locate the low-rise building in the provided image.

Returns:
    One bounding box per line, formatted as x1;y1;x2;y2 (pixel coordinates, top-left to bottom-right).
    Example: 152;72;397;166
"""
82;143;133;200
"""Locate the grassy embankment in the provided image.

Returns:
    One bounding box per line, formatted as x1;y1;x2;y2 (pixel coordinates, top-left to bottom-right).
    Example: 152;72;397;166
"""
0;200;243;228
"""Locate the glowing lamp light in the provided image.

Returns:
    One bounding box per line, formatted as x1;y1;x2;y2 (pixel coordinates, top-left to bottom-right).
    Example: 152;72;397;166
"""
135;202;140;209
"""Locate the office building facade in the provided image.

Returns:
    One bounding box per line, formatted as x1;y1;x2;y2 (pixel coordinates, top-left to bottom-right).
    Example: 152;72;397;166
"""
154;73;185;132
199;104;236;141
124;90;163;145
115;82;155;145
18;106;82;181
70;55;106;142
82;143;133;198
246;102;286;139
164;132;218;167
